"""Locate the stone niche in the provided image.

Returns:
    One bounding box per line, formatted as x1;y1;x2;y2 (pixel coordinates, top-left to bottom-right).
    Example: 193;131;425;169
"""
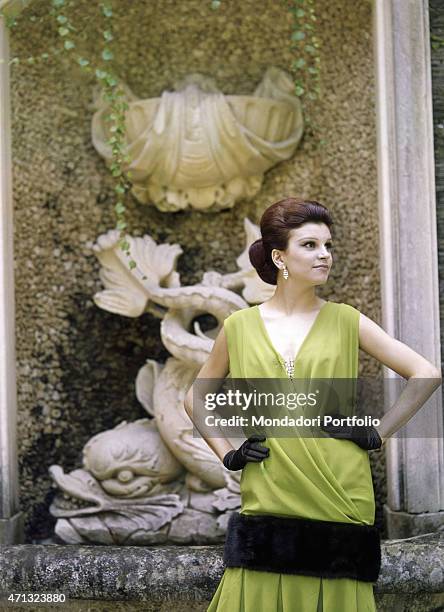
8;0;382;545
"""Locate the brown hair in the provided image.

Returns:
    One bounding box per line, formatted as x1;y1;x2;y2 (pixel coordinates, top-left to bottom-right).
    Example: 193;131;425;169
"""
249;197;334;285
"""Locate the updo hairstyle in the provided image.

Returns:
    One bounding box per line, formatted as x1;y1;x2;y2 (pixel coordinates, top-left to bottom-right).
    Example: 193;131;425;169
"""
248;197;334;285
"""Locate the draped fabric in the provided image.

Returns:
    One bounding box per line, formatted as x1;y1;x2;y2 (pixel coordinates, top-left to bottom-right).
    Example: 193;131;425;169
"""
207;302;377;612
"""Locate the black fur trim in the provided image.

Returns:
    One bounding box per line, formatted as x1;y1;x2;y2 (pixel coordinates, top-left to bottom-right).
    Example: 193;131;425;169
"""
223;512;381;583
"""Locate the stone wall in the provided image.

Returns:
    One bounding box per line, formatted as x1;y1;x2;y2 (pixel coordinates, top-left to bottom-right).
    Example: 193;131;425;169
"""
8;0;383;542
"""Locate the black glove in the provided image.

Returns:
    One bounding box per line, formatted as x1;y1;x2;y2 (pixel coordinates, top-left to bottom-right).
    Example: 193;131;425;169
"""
320;413;383;451
223;434;270;471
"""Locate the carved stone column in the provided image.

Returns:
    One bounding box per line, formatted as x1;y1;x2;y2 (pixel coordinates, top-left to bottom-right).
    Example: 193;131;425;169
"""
0;15;24;544
373;0;444;537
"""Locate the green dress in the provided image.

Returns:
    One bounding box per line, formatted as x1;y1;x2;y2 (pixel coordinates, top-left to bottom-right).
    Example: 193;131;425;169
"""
207;301;377;612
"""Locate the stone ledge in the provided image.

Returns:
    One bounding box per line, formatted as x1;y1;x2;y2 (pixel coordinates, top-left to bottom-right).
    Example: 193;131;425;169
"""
377;531;443;593
0;532;442;607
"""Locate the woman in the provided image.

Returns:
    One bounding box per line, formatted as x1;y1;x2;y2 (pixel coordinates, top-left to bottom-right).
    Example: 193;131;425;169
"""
184;197;441;612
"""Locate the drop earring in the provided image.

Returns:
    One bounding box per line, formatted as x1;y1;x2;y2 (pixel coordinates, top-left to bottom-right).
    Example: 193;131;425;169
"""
283;264;289;280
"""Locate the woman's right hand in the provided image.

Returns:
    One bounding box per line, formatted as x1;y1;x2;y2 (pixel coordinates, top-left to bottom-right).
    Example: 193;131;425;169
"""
222;434;270;471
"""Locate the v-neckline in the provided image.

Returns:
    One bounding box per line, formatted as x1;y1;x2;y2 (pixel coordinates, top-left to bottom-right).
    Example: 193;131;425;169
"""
254;301;330;367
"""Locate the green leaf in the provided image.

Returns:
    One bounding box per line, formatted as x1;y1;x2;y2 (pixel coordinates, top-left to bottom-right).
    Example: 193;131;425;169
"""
58;26;69;36
128;260;137;269
102;48;114;61
305;44;316;54
5;17;17;28
116;220;127;229
211;0;221;8
57;15;68;23
64;40;75;50
101;4;113;17
115;185;125;194
308;66;318;74
112;168;122;177
295;8;305;17
103;30;114;41
115;202;126;214
106;76;118;86
78;57;89;66
291;31;306;41
292;58;306;69
294;85;305;96
52;0;65;6
41;53;49;59
96;69;108;79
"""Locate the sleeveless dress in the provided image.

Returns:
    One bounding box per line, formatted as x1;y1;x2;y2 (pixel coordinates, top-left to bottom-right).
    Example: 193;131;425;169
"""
207;301;377;612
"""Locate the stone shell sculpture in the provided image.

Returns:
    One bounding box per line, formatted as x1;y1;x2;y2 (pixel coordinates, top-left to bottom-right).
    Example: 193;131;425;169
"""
91;67;304;212
48;219;275;544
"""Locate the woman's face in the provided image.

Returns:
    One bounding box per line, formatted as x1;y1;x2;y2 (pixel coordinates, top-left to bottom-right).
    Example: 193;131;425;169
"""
272;222;333;285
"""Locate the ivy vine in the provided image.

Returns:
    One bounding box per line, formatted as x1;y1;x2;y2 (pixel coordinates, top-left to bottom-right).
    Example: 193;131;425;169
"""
210;0;323;144
431;33;444;51
0;0;322;275
287;0;323;145
1;0;142;274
